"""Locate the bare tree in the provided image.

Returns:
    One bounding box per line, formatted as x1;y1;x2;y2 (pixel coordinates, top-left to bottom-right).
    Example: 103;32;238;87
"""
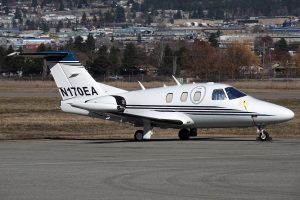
181;41;218;80
223;41;260;79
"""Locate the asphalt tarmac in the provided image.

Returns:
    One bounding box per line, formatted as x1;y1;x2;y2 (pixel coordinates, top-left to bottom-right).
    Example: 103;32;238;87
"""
0;138;299;200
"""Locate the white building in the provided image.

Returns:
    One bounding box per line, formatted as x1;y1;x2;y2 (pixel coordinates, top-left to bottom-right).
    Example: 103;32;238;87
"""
42;14;77;23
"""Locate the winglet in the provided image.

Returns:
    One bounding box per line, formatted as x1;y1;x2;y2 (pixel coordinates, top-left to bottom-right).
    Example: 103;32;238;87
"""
172;75;181;86
138;81;146;90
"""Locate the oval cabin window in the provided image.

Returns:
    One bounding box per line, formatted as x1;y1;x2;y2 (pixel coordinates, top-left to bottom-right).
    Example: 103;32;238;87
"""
166;93;173;103
180;92;188;102
193;91;201;102
190;86;206;104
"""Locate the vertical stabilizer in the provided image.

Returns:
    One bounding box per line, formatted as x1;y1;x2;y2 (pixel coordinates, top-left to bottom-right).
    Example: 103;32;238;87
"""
11;51;105;100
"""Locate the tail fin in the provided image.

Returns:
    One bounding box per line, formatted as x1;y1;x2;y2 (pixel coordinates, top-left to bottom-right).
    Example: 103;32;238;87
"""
10;51;109;100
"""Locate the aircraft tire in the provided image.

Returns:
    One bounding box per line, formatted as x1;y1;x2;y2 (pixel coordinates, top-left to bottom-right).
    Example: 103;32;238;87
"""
259;130;269;141
178;129;190;140
134;130;144;141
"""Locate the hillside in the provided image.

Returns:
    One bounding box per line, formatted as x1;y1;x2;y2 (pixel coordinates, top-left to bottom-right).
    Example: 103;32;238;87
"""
141;0;300;18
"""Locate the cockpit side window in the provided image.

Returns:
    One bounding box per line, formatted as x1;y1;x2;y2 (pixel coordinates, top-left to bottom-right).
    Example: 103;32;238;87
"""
225;87;246;100
212;89;226;100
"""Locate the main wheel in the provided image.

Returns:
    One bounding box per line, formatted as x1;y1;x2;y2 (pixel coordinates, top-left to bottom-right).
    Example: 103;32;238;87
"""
134;130;144;141
178;128;190;140
259;130;269;141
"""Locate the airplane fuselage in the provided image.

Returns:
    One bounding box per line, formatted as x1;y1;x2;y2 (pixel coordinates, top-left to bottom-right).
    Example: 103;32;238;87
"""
114;83;294;129
12;50;294;141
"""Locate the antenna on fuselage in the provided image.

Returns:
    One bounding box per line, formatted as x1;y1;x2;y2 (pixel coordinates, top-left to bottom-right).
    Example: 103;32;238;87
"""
138;81;146;90
172;75;181;86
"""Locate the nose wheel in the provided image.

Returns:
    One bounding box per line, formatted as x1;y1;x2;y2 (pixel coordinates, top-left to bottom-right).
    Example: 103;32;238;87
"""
252;116;272;142
257;129;272;141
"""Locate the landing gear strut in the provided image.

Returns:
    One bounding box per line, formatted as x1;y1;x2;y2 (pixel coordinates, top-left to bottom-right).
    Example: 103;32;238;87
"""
252;116;272;142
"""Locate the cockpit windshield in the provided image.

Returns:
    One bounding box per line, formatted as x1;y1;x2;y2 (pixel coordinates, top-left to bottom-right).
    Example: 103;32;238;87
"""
225;87;247;100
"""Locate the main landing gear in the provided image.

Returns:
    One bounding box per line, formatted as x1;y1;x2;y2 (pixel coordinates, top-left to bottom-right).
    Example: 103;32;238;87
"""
178;128;197;140
134;127;198;141
134;130;144;141
256;127;272;141
134;123;153;142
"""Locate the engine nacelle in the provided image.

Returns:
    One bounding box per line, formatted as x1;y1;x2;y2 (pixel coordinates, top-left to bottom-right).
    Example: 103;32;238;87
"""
70;95;126;112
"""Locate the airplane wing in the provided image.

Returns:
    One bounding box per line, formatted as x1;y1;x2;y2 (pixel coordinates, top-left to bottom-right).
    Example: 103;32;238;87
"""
107;110;194;127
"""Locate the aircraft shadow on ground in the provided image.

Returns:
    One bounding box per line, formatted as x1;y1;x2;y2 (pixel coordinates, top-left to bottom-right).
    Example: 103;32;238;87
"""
82;137;267;144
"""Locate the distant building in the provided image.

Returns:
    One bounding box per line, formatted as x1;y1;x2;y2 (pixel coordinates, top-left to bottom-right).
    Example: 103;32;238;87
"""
21;38;54;49
258;17;292;26
0;28;20;36
174;19;223;27
0;16;13;28
42;14;77;24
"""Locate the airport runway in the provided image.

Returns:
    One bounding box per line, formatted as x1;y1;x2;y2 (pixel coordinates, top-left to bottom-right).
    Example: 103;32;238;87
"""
0;138;299;200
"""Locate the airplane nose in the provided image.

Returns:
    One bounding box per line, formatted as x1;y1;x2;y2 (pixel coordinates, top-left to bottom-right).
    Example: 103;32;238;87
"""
285;108;294;120
279;107;295;121
252;98;295;123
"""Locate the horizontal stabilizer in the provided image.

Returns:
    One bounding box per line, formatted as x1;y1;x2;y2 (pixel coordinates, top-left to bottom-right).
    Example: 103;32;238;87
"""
8;51;78;62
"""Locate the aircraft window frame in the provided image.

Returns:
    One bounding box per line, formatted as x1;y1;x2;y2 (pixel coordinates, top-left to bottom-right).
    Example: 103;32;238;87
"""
190;86;205;104
166;93;173;103
225;87;247;100
193;91;201;102
180;92;188;102
212;89;227;100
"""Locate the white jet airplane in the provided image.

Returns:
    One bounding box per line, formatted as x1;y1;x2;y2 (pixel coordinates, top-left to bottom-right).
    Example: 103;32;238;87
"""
9;51;295;141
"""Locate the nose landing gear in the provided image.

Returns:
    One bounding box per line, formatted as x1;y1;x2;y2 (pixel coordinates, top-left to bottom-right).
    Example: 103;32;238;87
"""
256;128;272;141
252;115;272;141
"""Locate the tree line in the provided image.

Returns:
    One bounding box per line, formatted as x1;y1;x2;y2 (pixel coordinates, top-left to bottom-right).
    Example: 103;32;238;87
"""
52;35;263;80
141;0;300;19
1;35;300;79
